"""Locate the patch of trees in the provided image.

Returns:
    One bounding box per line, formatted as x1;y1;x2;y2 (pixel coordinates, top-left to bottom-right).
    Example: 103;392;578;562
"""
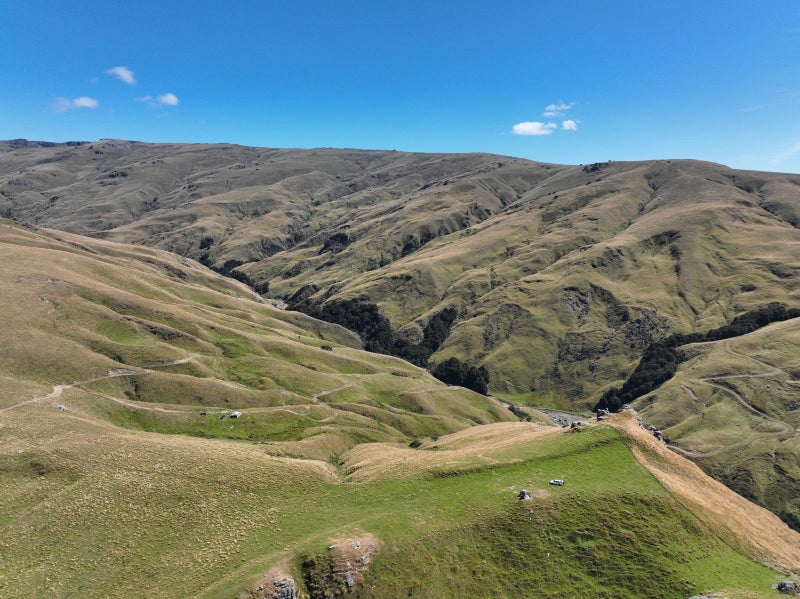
596;303;800;412
319;232;350;254
430;357;491;395
198;254;257;288
290;298;490;394
393;307;458;366
401;226;438;257
780;510;800;533
296;299;395;354
596;345;682;412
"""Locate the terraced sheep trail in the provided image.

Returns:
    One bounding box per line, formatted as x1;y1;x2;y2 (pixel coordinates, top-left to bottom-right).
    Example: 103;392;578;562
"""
0;355;198;414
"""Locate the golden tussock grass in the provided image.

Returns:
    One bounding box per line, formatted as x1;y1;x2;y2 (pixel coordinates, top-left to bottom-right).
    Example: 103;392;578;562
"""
612;411;800;573
340;421;560;482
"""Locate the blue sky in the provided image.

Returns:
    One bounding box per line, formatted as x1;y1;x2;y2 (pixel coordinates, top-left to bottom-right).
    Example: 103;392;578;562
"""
3;1;800;172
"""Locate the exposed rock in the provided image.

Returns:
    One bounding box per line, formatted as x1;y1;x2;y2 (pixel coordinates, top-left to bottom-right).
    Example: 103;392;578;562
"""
269;577;296;599
561;287;591;321
248;568;297;599
776;581;798;594
302;535;380;598
623;309;669;350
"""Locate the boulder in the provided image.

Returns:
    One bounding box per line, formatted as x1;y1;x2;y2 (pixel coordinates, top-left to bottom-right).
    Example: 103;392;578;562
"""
270;577;296;599
777;581;798;594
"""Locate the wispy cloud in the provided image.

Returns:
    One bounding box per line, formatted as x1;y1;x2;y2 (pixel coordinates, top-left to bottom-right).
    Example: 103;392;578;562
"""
136;92;180;107
106;66;136;85
543;101;574;118
739;138;800;171
561;119;578;131
54;96;99;112
512;121;557;136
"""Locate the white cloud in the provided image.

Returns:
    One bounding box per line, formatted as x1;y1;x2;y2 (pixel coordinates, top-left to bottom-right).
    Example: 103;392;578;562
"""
543;101;574;118
136;93;180;107
73;96;99;109
157;92;179;106
561;119;578;131
54;96;99;112
107;66;136;85
512;121;557;136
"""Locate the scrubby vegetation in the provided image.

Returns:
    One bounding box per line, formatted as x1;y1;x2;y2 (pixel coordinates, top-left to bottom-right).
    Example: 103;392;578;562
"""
292;299;489;393
597;303;800;411
430;357;491;395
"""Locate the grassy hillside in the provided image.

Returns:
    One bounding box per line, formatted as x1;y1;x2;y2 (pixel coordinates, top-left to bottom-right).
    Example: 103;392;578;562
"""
2;140;799;533
0;219;798;597
0;219;514;457
633;317;800;530
3;393;798;598
2;141;797;403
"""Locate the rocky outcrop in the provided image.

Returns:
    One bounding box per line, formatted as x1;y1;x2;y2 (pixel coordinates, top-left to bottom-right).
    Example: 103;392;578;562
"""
266;577;296;599
776;581;798;594
247;568;297;599
301;535;380;598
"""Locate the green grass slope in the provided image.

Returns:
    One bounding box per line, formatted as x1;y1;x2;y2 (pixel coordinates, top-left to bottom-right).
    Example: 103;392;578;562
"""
2;401;798;598
1;219;798;597
0;219;514;459
634;317;800;530
2;140;799;531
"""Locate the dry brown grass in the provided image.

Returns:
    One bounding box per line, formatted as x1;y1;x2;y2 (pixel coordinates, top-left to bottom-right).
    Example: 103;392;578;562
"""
340;421;560;482
0;219;514;450
611;411;800;573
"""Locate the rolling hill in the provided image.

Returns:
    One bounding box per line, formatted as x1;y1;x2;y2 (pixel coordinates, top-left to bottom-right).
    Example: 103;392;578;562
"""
1;140;799;539
0;219;799;597
0;219;515;455
2;140;797;402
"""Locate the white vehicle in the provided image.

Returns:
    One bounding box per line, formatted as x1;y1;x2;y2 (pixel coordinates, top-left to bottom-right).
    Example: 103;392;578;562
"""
549;479;565;486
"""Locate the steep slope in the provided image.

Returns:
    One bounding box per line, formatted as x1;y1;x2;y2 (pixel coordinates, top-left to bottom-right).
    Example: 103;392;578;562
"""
2;141;797;405
2;140;799;529
1;221;799;598
0;219;514;459
631;318;800;530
